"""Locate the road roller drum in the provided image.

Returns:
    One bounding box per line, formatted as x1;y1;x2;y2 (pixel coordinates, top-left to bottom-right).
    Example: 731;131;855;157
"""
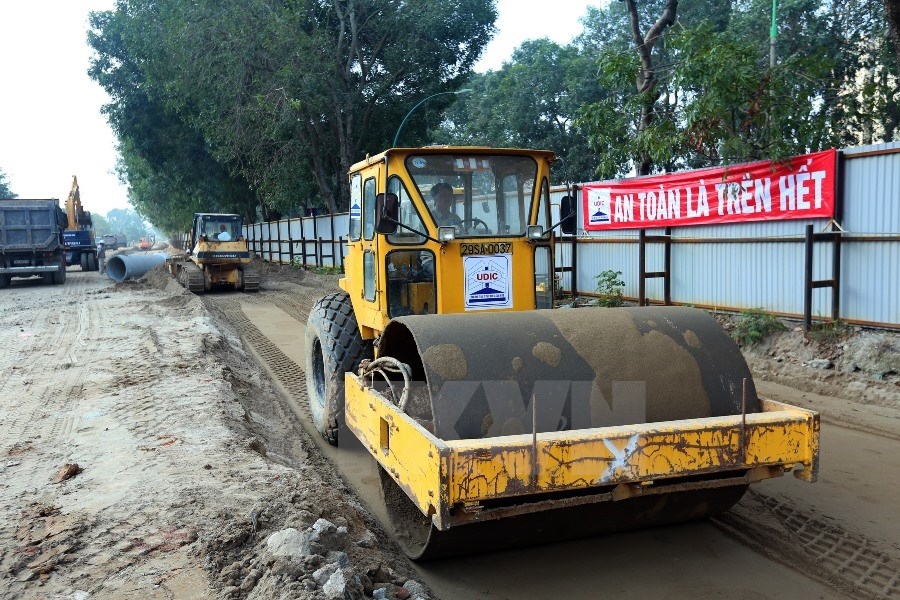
378;306;759;440
364;307;761;557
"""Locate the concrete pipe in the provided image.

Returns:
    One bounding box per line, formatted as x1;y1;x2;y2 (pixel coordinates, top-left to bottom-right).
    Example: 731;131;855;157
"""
106;252;168;283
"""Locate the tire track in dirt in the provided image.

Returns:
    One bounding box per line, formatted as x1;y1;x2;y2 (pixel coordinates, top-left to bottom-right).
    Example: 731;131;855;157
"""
1;274;243;595
0;273;106;590
0;276;94;467
715;490;900;599
201;293;312;430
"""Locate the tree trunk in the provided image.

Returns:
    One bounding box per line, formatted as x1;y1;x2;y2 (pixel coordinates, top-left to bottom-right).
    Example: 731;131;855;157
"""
884;0;900;71
624;0;678;175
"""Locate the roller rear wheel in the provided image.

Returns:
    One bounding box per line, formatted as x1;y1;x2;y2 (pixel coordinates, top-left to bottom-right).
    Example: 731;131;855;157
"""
304;292;372;444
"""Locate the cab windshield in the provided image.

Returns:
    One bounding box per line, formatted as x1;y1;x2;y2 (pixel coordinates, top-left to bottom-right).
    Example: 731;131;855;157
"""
200;216;242;242
405;153;538;237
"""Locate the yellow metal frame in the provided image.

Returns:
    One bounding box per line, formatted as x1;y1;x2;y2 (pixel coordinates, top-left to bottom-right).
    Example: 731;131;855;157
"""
344;372;819;531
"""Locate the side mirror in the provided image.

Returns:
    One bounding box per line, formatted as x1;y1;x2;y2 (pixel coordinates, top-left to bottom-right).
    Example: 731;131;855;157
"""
560;195;577;235
375;193;399;234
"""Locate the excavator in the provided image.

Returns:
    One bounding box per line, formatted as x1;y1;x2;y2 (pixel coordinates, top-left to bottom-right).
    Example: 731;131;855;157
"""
305;146;819;559
62;176;98;271
168;212;259;293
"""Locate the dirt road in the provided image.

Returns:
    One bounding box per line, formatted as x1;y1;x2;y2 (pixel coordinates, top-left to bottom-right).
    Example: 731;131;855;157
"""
1;265;899;599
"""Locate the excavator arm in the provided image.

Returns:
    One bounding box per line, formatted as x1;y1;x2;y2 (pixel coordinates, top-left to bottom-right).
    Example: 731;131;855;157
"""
65;176;92;231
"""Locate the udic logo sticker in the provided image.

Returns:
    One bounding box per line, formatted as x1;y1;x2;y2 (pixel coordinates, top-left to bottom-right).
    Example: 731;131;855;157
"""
464;254;512;310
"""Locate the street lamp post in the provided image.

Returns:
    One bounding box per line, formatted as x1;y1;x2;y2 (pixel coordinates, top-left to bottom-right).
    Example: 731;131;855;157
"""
392;89;473;148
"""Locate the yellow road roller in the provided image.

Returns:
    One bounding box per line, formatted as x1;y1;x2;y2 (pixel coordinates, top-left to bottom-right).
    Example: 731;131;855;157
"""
305;147;818;559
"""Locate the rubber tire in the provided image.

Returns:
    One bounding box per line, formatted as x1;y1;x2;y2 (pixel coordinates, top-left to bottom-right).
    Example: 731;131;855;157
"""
304;292;372;445
0;274;8;288
80;253;89;271
52;261;66;285
87;252;97;272
41;272;53;284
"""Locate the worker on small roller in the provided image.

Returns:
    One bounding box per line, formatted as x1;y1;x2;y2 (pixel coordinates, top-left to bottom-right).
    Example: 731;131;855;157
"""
217;224;232;241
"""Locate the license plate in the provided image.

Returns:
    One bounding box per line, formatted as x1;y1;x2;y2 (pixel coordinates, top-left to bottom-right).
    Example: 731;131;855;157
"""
459;242;512;256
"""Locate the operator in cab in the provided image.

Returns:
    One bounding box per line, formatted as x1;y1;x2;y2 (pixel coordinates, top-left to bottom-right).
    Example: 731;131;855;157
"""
431;182;462;228
217;224;232;241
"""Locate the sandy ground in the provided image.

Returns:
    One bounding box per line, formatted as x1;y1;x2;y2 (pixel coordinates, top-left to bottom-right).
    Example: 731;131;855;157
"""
1;259;899;600
0;265;423;600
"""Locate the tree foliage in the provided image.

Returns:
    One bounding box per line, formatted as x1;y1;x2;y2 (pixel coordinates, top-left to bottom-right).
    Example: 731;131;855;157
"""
576;0;899;179
89;0;496;227
886;0;900;69
437;38;607;184
0;169;15;198
88;0;899;226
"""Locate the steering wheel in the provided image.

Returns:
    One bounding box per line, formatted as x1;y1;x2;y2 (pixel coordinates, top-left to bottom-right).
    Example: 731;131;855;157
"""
460;218;490;234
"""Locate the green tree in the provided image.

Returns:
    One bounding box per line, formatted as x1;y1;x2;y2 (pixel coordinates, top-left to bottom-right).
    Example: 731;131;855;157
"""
438;38;606;184
106;207;154;246
577;0;898;179
89;0;496;215
91;213;111;237
0;169;16;198
886;0;900;69
88;8;254;232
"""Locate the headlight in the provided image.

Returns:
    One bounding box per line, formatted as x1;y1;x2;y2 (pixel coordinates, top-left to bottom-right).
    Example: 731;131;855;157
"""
437;227;456;243
527;225;546;240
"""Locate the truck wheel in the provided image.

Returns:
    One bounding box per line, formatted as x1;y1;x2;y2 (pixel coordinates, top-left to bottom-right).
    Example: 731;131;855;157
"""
80;253;89;271
0;274;9;288
87;252;98;271
304;292;372;445
52;262;66;284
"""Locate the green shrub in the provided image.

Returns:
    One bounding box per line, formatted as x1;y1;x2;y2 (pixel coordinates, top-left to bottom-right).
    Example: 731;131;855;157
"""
593;270;625;308
732;308;787;346
808;318;849;344
312;265;343;275
285;258;343;274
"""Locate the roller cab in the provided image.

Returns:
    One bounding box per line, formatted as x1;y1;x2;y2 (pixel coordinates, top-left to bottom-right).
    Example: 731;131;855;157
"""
339;147;561;341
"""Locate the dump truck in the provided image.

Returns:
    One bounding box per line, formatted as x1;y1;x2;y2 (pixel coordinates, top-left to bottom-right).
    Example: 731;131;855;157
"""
62;176;98;271
167;213;259;293
305;146;819;559
0;198;68;287
100;233;127;250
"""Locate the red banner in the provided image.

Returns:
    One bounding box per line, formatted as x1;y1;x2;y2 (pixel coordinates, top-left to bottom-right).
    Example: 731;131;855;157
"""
582;149;837;230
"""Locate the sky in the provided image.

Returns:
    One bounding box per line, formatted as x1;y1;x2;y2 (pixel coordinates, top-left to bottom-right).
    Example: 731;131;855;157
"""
0;0;601;218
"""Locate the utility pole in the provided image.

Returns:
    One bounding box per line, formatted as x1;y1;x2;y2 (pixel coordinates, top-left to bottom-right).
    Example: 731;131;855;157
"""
770;0;778;67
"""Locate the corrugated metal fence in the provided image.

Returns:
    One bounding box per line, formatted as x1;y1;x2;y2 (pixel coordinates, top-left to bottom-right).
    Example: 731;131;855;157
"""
551;141;900;328
244;141;900;329
245;213;350;270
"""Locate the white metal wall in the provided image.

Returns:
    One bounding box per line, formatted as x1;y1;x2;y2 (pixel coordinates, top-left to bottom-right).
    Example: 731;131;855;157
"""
245;213;349;268
246;142;899;327
840;143;900;324
552;141;900;327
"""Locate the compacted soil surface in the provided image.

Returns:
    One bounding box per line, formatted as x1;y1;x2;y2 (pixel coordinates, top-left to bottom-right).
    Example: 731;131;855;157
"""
1;258;898;600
